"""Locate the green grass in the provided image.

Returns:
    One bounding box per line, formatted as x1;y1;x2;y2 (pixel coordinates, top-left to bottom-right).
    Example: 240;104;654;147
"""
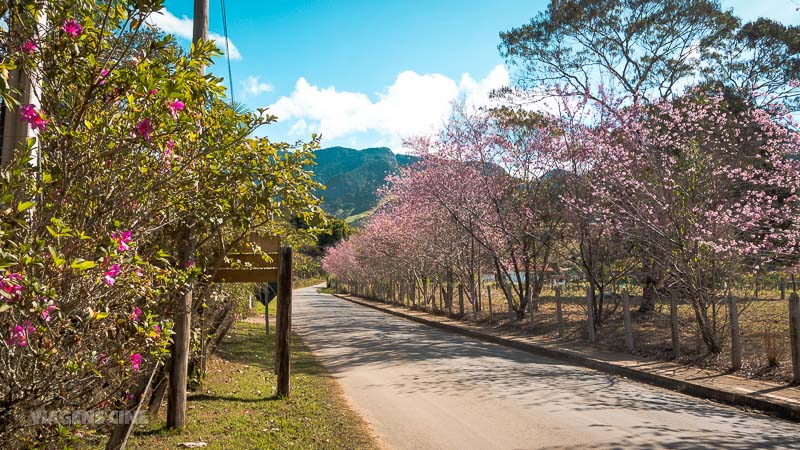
125;322;377;449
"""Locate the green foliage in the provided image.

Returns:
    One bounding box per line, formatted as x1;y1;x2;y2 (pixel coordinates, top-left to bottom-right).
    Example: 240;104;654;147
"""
0;0;320;444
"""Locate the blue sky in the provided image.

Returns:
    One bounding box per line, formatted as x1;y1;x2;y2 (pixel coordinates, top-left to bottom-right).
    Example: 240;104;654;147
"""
156;0;800;152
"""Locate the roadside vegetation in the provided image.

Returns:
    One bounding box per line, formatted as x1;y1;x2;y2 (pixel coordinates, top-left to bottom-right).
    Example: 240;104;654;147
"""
0;1;332;446
125;322;377;449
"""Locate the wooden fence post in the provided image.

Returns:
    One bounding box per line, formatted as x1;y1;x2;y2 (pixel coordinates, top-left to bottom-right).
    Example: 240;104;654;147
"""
670;290;681;359
622;291;634;352
474;285;480;321
423;279;429;311
555;287;565;338
729;292;741;370
789;292;800;384
147;368;169;417
458;283;465;317
105;364;159;450
487;286;494;326
167;230;194;429
276;246;293;397
780;277;786;301
446;274;454;316
586;286;595;343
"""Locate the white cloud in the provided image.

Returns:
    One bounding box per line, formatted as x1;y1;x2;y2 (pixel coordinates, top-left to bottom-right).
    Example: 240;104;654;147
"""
240;76;273;99
268;65;510;150
288;119;309;136
147;8;241;61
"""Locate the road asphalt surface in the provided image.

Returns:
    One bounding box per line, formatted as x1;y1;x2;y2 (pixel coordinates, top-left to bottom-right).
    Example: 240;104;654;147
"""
292;286;800;449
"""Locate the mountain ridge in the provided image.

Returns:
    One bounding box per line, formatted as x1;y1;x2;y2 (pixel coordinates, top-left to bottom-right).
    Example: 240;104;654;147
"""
311;146;418;220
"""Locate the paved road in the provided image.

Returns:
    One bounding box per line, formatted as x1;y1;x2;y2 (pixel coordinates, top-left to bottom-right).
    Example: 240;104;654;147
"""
292;286;799;449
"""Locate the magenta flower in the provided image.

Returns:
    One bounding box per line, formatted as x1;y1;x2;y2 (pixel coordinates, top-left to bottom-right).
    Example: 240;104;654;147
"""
103;264;121;286
130;306;142;322
162;142;175;169
167;99;185;120
111;230;132;252
134;267;144;277
62;19;83;37
98;68;109;85
6;321;35;347
135;118;153;142
130;353;143;372
19;104;48;131
1;273;25;303
41;303;57;322
21;40;37;54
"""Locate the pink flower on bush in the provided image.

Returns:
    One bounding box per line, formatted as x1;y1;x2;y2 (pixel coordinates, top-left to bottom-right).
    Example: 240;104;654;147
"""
41;303;57;322
1;273;25;302
111;230;132;252
130;307;142;322
167;99;185;119
21;40;37;53
135;118;153;142
134;267;144;277
7;321;35;347
19;104;48;131
130;353;143;372
98;68;109;85
103;264;121;286
62;19;83;37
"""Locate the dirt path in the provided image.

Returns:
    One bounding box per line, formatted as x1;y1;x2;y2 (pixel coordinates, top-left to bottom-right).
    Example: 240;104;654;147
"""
292;286;799;450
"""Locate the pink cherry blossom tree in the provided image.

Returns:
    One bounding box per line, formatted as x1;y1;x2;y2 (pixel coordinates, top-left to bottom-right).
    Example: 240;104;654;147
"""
577;92;800;353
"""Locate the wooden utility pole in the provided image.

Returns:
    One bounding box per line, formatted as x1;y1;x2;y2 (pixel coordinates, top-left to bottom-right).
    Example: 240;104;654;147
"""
276;246;293;396
2;6;44;166
167;0;207;430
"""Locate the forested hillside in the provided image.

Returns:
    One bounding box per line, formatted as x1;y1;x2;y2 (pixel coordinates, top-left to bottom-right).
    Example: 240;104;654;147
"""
312;146;417;220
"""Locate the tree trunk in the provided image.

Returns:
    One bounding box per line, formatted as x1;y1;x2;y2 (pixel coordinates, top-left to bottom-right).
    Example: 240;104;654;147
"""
585;285;595;343
622;291;634;352
639;256;658;314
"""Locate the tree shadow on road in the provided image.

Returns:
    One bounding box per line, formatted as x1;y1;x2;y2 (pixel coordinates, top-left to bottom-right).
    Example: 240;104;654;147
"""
293;292;799;448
